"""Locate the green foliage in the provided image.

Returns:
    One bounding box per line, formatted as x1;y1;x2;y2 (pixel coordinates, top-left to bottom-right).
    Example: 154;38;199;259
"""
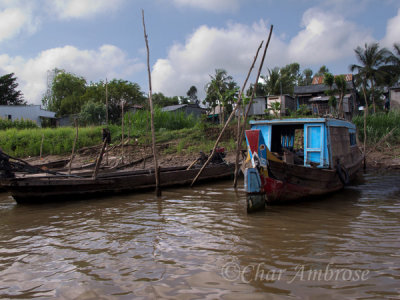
204;69;239;121
0;73;25;105
79;101;106;126
353;110;400;145
152;92;179;107
186;85;198;103
124;107;198;133
107;79;146;123
267;101;281;118
290;104;311;117
0;126;102;157
0;117;38;130
45;70;87;116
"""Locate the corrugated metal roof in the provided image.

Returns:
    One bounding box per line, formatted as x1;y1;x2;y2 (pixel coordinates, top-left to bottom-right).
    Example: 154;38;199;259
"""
161;104;187;112
294;81;354;95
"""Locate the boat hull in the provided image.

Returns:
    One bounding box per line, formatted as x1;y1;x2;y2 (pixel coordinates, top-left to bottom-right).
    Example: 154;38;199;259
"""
264;156;363;204
0;164;235;204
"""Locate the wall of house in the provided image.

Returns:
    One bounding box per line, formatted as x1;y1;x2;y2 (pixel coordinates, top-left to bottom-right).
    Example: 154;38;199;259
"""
0;105;55;126
390;88;400;109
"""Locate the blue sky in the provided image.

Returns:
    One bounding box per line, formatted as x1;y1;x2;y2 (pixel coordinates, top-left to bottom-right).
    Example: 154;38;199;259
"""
1;0;399;105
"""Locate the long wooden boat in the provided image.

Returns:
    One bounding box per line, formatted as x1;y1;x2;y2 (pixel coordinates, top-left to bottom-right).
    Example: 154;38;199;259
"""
244;118;364;211
1;163;234;204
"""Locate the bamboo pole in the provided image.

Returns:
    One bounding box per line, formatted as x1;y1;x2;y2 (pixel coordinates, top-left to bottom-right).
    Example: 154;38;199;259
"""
105;78;109;125
233;25;273;188
191;39;265;187
68;118;79;174
142;10;161;196
362;82;368;170
121;100;125;164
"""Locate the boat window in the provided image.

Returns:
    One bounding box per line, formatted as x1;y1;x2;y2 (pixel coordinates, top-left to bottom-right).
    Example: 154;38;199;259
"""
270;124;304;165
349;132;356;146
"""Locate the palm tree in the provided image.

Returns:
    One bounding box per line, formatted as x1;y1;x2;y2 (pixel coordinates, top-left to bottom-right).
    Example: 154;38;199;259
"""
335;75;347;118
323;72;336;115
350;42;391;113
205;69;237;124
387;43;400;84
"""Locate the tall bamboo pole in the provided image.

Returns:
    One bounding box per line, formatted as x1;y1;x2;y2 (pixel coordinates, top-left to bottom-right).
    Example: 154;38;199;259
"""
233;25;273;188
362;82;368;170
191;40;264;187
105;78;109;125
121;100;125;164
142;10;161;196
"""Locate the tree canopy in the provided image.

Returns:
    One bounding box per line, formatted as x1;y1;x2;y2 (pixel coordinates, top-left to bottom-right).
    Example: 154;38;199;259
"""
0;73;25;105
350;42;392;113
41;71;146;123
204;69;238;123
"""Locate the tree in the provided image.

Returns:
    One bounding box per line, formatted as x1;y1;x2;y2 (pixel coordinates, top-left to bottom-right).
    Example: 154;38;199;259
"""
323;72;337;115
152;92;179;107
106;79;146;123
79;101;106;126
315;65;330;77
261;63;302;96
350;42;391;113
204;69;238;124
0;73;25;105
186;86;198;104
300;68;313;86
387;43;400;84
334;75;347;118
42;71;87;116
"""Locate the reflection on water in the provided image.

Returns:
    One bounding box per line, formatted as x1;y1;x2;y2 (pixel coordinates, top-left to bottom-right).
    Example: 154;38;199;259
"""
0;170;399;299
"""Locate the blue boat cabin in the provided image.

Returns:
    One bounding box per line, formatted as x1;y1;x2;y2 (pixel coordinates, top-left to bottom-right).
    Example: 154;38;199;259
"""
247;118;358;169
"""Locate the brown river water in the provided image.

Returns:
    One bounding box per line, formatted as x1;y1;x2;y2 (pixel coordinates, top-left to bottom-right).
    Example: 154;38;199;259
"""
0;170;399;299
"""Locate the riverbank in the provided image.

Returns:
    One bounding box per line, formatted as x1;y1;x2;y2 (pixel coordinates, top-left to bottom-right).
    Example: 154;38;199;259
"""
365;145;400;169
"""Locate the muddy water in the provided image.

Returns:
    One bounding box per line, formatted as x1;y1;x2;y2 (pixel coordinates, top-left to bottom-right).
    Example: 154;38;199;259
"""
0;170;399;299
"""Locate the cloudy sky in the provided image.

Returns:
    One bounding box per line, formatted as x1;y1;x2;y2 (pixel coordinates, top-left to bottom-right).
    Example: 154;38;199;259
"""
1;0;399;105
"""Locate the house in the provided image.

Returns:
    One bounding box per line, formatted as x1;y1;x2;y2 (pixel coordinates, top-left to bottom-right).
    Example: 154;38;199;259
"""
389;84;400;109
266;94;295;115
293;74;358;120
236;96;267;117
0;105;56;127
162;103;206;118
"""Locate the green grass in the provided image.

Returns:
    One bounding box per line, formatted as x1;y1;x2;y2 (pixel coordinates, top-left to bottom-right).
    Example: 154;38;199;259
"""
0;110;203;158
353;110;400;146
0;117;38;130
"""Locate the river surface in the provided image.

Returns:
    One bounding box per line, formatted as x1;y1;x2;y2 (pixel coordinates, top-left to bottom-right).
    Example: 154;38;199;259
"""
0;170;399;299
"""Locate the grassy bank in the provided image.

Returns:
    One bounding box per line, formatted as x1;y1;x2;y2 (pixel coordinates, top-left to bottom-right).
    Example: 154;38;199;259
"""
0;110;237;158
353;110;400;146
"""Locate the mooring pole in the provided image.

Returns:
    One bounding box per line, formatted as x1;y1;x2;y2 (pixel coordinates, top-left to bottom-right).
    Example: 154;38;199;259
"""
142;10;161;196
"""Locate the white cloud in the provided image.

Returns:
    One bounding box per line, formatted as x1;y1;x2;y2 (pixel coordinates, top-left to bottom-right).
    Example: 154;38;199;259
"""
47;0;125;19
287;8;373;65
381;8;400;48
152;20;286;98
0;45;145;104
172;0;240;12
0;3;38;43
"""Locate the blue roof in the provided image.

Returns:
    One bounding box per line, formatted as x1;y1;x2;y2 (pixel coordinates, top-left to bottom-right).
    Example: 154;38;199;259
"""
250;118;356;129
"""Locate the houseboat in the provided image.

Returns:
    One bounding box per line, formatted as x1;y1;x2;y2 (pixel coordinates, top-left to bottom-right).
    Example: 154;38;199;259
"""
244;118;364;211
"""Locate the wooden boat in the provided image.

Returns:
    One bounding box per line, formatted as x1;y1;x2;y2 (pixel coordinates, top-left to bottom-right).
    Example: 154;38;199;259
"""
244;118;364;211
0;163;234;204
